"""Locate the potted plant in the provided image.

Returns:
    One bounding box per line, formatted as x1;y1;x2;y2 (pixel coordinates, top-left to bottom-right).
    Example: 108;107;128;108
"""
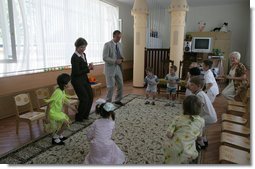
185;33;192;41
212;48;224;56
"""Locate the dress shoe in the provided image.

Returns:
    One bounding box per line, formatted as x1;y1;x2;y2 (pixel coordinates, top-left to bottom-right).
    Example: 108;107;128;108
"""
204;141;208;147
75;114;84;122
75;118;84;122
114;101;124;106
83;116;89;120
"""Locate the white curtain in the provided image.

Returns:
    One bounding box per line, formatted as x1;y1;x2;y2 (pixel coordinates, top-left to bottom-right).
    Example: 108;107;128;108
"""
0;0;118;76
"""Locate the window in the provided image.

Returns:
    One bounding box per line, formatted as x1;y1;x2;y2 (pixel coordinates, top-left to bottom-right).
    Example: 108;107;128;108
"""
0;0;17;63
0;0;119;77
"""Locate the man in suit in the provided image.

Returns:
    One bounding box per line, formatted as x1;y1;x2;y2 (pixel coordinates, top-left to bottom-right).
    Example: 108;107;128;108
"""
103;30;124;106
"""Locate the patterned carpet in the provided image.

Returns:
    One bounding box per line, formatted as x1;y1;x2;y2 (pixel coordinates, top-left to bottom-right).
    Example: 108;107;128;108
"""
0;94;196;164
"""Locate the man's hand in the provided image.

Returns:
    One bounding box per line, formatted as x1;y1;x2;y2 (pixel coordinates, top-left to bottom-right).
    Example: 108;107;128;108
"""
116;59;123;65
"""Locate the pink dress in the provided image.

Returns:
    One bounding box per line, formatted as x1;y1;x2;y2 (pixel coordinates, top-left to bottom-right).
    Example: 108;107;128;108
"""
84;118;126;164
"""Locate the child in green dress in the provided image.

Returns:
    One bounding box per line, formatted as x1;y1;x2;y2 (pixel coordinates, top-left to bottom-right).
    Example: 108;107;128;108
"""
45;73;76;145
164;95;205;164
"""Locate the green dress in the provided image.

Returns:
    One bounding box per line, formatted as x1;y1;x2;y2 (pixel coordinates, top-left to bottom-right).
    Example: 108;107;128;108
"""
164;115;205;164
45;88;70;133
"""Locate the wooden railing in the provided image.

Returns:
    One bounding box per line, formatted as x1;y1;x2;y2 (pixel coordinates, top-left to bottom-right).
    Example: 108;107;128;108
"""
144;48;173;78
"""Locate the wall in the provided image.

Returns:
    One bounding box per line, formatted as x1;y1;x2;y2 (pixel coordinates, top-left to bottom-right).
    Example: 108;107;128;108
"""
0;61;133;119
103;0;134;61
148;2;250;67
185;2;250;67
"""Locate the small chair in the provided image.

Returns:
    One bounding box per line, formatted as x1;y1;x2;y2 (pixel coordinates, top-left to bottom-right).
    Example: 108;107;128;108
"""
221;121;250;137
35;88;50;112
221;113;247;125
219;145;250;164
65;87;79;110
14;93;46;138
221;132;250;152
91;83;102;97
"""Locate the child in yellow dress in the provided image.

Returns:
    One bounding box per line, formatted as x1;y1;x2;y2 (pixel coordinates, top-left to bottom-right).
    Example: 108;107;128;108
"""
45;73;76;145
164;95;205;164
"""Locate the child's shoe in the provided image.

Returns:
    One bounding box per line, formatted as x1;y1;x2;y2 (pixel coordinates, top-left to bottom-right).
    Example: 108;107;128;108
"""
59;135;68;141
151;101;155;105
52;138;65;145
196;140;206;149
145;101;150;105
204;141;208;147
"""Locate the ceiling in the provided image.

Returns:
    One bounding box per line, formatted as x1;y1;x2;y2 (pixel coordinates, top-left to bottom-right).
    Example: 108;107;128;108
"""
116;0;249;8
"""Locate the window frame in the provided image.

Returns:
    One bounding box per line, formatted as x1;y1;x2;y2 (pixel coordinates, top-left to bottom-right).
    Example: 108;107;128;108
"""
0;0;17;63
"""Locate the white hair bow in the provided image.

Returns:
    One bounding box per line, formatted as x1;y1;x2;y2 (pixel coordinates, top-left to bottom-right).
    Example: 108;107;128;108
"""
103;102;116;112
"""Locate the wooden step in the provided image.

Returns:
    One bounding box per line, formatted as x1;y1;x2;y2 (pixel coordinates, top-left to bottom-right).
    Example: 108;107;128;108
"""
227;100;246;107
221;113;247;125
219;145;250;164
221;132;250;152
222;122;250;137
227;105;246;117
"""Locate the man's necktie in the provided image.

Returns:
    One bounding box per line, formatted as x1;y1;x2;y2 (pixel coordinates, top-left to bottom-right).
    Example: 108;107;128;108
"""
116;44;121;59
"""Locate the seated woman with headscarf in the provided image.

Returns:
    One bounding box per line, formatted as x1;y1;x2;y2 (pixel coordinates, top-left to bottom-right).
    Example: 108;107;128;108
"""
222;51;248;100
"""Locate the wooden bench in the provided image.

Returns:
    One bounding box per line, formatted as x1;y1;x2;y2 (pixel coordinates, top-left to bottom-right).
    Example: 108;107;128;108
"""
227;100;246;107
219;145;250;164
221;113;247;125
222;121;250;137
221;132;250;152
91;83;102;97
227;105;246;117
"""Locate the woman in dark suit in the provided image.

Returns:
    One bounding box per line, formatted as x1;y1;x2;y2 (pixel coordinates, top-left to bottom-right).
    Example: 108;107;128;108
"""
71;37;93;122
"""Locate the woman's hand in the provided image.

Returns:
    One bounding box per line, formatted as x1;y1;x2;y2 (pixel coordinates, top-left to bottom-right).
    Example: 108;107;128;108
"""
88;63;94;70
226;75;233;80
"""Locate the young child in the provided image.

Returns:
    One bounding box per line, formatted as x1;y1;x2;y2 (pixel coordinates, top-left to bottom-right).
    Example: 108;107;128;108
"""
164;95;205;164
144;67;159;105
189;76;217;148
45;73;76;145
202;60;219;103
185;67;201;96
164;65;180;107
84;102;126;164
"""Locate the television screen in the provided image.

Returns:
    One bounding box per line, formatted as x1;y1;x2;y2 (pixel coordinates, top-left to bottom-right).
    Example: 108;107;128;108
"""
194;39;210;49
191;37;212;53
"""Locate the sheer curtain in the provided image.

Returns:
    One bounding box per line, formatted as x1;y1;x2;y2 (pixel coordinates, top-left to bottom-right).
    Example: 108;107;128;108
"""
1;0;118;76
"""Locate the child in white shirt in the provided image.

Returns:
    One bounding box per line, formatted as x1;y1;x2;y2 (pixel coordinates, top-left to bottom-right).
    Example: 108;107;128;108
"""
202;60;219;103
185;67;201;96
189;76;217;148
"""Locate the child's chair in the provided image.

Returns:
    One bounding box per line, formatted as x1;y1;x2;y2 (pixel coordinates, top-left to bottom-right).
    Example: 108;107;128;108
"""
14;93;46;138
35;88;50;112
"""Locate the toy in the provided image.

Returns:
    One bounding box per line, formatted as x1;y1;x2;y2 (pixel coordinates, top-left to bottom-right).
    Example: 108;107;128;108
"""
198;21;206;32
212;22;228;32
220;22;228;32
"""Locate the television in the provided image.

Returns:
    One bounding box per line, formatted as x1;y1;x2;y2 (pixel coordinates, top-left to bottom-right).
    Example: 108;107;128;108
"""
191;37;212;53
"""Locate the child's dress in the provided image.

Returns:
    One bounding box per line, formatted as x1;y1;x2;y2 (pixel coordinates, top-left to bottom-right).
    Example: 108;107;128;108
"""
164;115;205;164
45;88;70;133
84;118;125;164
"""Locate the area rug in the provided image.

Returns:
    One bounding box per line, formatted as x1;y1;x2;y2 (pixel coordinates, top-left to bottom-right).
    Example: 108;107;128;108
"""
0;94;199;164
